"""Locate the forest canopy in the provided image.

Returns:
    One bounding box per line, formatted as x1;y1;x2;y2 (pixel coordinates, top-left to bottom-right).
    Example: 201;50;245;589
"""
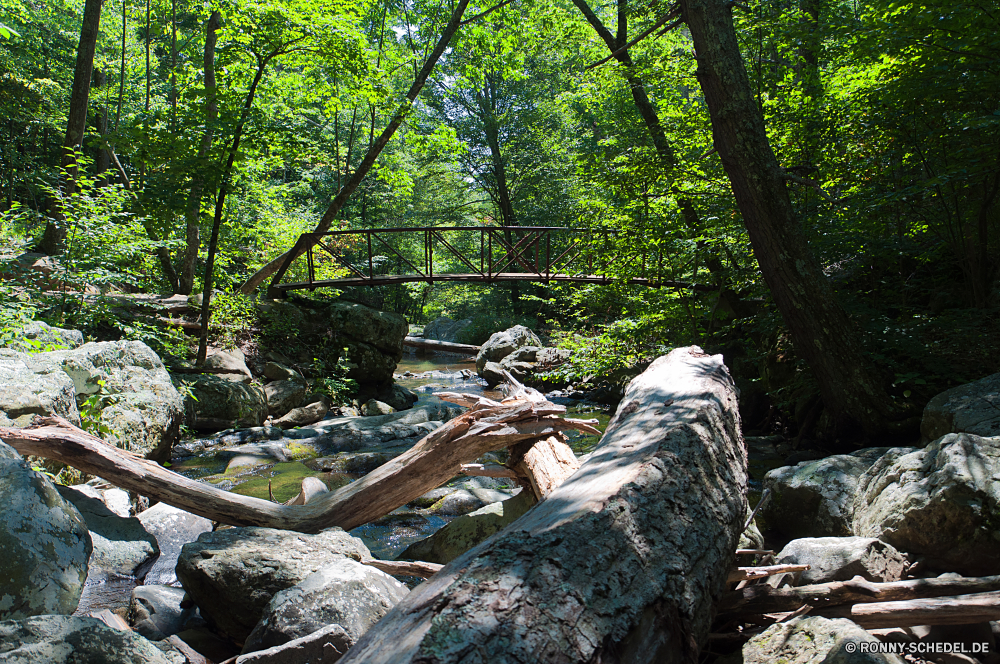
1;0;998;442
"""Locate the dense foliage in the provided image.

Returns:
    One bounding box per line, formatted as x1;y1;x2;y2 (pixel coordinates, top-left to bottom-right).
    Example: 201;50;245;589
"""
1;0;997;438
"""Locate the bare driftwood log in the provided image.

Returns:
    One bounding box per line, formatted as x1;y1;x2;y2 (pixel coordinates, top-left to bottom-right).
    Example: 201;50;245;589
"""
403;336;480;354
815;590;1000;628
0;398;599;533
727;564;810;584
340;346;747;664
349;555;444;580
719;574;1000;615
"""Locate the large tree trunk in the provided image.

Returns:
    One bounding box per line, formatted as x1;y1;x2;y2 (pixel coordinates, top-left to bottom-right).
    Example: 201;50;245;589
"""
37;0;103;255
340;347;747;664
679;0;901;436
177;11;221;295
239;0;471;295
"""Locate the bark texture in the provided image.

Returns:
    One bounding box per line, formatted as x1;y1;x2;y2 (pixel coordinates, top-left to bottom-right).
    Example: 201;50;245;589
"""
340;346;747;664
679;0;899;435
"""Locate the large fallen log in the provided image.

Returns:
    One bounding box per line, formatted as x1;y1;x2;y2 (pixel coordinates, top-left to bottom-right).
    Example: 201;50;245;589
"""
814;590;1000;628
719;574;1000;615
0;396;599;533
339;346;747;664
403;336;480;354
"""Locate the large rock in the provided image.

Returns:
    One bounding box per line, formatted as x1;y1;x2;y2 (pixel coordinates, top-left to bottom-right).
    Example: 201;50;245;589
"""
236;624;352;664
137;502;213;587
265;379;307;418
0;442;92;619
423;316;473;343
743;616;903;664
0;615;175;663
204;348;253;383
272;398;331;429
0;349;80;428
184;373;268;430
375;384;418;412
853;433;1000;575
343;341;398;385
775;537;909;586
361;399;395;416
175;526;371;642
325;301;408;359
243;558;409;653
761;447;916;538
57;485;159;580
37;341;185;461
401;489;536;564
475;325;541;373
921;372;1000;442
16;321;84;351
129;585;203;641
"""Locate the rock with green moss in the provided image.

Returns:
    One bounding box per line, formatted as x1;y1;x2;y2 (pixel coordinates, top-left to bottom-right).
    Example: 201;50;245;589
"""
401;490;536;564
0;349;80;428
184;373;268;431
853;433;1000;576
744;616;903;663
35;341;185;461
0;442;92;619
0;615;176;663
761;447;915;538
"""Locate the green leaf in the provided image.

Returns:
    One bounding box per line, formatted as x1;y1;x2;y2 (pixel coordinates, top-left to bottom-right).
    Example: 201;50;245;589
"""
0;22;20;39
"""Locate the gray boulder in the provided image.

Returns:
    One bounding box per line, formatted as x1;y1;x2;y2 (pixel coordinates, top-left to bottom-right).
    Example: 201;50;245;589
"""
17;321;84;350
0;615;174;663
343;341;398;384
263;361;300;382
273;398;331;429
921;372;1000;442
236;624;351;664
129;585;203;641
762;447;916;538
242;558;409;653
475;325;541;373
57;485;159;580
0;442;92;619
376;384;418;411
0;349;80;428
204;348;253;383
361;399;395;416
480;361;506;387
137;502;213;587
853;433;1000;575
423;316;473;343
401;489;536;564
775;537;909;586
325;301;408;359
536;347;570;367
38;341;185;461
265;379;307;418
743;616;903;664
175;526;371;642
184;374;268;431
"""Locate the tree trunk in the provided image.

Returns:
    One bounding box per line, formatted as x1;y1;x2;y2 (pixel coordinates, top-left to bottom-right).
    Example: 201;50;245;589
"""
239;0;472;295
679;0;901;437
340;347;747;664
37;0;103;255
177;10;221;296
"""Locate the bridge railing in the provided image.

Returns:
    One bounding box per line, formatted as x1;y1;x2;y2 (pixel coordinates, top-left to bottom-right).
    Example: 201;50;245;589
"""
266;226;686;297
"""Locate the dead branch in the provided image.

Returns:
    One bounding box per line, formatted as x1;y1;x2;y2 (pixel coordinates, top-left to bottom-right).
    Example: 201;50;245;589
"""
727;564;810;584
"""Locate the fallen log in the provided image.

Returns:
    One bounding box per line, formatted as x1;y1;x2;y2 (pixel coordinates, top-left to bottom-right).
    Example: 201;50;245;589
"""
508;433;580;499
1;389;599;533
718;574;1000;615
814;590;1000;628
403;336;480;354
339;346;747;664
727;564;810;584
